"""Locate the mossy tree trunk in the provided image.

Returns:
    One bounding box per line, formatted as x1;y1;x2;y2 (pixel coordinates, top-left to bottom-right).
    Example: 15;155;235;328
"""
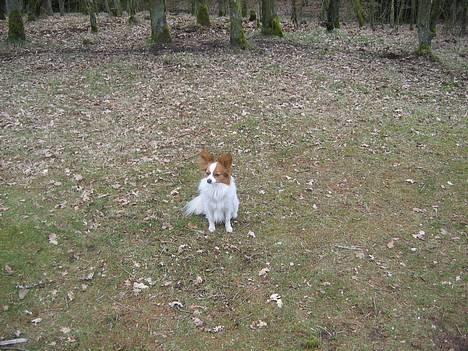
192;0;198;15
58;0;65;15
416;0;434;55
39;0;53;16
197;0;210;26
369;0;375;30
7;0;25;41
218;0;226;16
230;0;247;48
150;0;171;44
261;0;283;36
326;0;340;31
352;0;365;27
87;0;98;32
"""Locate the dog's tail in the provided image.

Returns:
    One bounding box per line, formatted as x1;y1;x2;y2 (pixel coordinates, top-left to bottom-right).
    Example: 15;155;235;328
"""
184;196;204;216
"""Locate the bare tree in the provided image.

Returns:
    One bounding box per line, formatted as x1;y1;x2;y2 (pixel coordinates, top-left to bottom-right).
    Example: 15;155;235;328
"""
326;0;340;31
416;0;434;55
87;0;98;32
230;0;247;48
1;0;6;19
261;0;283;36
197;0;210;26
150;0;171;44
7;0;25;41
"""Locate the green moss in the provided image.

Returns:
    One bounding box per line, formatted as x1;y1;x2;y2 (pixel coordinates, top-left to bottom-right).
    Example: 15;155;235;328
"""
271;16;283;37
249;10;256;21
262;16;283;37
128;15;138;24
90;13;98;33
416;43;432;56
197;3;210;26
238;29;248;49
7;10;26;42
153;24;172;44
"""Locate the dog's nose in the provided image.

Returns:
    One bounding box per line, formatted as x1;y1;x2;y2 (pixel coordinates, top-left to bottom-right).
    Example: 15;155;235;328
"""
207;179;212;184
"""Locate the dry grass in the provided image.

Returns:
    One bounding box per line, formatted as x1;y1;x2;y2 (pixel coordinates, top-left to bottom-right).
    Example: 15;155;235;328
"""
1;13;467;351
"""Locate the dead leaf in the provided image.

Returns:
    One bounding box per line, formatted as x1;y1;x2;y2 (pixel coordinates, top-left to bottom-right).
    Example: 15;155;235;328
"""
60;327;71;334
31;318;42;325
412;230;426;240
250;320;268;330
405;179;416;184
4;264;14;275
268;293;283;308
18;288;29;300
247;231;256;238
192;317;204;328
194;275;203;285
169;301;184;309
258;267;270;277
387;240;394;249
48;233;58;245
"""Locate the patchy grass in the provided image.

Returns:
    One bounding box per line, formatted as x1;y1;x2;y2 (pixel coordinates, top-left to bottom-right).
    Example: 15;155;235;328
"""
1;13;467;351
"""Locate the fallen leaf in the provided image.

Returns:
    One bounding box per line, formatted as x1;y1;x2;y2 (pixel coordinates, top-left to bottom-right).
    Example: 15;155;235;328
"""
247;231;256;238
48;233;58;245
4;264;14;275
387;240;394;249
258;267;270;277
169;301;184;309
412;230;426;240
67;291;75;301
194;275;203;285
268;293;283;308
405;179;416;184
60;327;71;334
250;320;268;330
192;317;204;328
18;288;29;300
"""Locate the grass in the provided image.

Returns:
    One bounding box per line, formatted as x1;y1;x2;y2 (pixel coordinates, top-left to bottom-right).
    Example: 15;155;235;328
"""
1;13;467;351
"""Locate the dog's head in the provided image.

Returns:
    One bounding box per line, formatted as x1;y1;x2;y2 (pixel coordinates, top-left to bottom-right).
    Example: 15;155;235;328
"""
200;150;232;185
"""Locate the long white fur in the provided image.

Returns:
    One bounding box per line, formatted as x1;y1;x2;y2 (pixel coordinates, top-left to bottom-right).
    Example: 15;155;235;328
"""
185;162;239;233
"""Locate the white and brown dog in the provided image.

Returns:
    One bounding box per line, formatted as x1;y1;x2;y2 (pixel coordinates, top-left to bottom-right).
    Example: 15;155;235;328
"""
185;150;239;233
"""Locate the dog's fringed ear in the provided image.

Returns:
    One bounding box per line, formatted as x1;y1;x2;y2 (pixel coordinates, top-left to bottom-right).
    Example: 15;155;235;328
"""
200;149;214;169
217;153;233;172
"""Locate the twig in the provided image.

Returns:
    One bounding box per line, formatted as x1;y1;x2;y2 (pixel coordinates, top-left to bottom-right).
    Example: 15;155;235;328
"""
334;245;362;251
0;339;28;347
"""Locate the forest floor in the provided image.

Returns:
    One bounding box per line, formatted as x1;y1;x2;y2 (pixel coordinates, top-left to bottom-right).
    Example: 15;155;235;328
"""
0;13;467;351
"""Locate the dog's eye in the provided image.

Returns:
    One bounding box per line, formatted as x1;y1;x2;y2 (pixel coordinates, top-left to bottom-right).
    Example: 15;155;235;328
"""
205;171;210;176
214;173;220;177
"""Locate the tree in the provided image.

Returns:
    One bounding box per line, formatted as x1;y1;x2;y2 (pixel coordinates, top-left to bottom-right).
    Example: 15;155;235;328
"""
58;0;65;16
197;0;210;26
416;0;434;55
1;0;6;20
390;0;395;27
7;0;25;42
229;0;247;48
352;0;365;27
291;0;303;28
261;0;283;36
218;0;226;16
87;0;97;33
326;0;340;31
150;0;171;44
128;0;138;24
112;0;122;16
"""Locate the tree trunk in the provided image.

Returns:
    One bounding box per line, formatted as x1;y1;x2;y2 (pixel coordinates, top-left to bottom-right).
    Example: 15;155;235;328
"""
396;0;405;28
462;0;467;35
410;0;416;29
58;0;64;15
103;0;111;14
7;0;25;41
197;0;210;26
40;0;53;16
241;0;247;17
218;0;225;16
230;0;247;48
150;0;171;44
112;0;122;16
128;0;137;23
326;0;340;31
370;0;375;30
416;0;433;55
390;0;395;27
192;0;198;15
261;0;283;36
1;0;6;19
87;0;97;32
352;0;365;27
291;0;303;27
430;0;440;34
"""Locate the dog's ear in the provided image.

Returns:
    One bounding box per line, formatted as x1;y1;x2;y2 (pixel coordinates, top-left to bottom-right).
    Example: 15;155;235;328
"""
200;149;214;169
217;153;232;172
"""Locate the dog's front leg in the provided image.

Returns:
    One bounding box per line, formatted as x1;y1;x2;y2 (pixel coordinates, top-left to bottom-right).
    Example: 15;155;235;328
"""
224;212;233;233
206;213;216;232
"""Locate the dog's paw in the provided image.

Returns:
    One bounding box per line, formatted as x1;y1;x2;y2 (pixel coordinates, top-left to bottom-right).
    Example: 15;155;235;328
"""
225;225;233;233
208;225;216;232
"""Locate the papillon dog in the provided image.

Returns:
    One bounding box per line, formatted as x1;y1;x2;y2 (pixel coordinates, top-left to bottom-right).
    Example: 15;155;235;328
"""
184;150;239;233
